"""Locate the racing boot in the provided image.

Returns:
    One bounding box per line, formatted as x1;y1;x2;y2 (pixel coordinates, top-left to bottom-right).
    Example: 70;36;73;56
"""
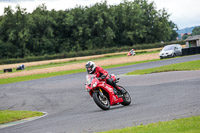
114;84;126;94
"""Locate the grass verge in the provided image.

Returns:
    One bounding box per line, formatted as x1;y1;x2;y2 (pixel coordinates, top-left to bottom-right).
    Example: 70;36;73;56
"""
99;116;200;133
0;69;86;85
126;60;200;75
0;59;159;85
0;110;43;124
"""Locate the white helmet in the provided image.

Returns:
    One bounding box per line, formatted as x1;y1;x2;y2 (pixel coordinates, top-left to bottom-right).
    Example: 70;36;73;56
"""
85;61;96;74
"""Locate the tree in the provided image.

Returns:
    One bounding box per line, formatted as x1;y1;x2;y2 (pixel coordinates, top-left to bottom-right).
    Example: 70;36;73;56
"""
192;26;200;35
182;33;190;40
0;0;177;59
168;21;178;41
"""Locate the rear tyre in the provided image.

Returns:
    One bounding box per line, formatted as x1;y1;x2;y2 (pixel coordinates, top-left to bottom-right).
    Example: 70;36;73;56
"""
118;86;131;106
93;92;110;110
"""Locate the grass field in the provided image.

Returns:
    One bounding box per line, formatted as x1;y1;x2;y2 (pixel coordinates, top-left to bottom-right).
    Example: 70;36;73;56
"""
0;59;159;85
0;110;43;124
99;116;200;133
0;50;160;79
0;50;160;73
126;60;200;75
2;56;199;85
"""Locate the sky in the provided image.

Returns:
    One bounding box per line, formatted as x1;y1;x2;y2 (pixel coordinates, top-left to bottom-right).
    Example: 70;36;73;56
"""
0;0;200;29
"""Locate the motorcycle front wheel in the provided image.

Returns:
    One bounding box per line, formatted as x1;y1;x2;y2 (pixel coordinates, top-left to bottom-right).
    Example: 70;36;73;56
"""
93;92;110;110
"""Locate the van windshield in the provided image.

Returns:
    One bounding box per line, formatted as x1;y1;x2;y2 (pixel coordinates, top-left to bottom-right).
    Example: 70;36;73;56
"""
163;46;174;51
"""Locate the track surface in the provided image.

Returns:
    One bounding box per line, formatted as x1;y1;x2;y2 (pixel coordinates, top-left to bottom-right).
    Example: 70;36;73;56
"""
0;55;200;133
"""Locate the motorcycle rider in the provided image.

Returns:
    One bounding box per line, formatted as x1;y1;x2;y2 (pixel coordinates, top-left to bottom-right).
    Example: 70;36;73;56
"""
85;61;126;94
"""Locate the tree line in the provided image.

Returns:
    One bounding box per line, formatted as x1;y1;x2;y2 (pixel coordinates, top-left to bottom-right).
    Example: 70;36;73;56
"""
0;0;178;59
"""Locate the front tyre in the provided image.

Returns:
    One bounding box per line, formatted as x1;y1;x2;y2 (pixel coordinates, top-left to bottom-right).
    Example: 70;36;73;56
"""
118;86;131;106
93;92;110;110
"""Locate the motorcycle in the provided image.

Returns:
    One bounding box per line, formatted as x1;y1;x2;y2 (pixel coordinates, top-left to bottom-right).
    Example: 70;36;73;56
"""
127;49;136;56
85;74;131;110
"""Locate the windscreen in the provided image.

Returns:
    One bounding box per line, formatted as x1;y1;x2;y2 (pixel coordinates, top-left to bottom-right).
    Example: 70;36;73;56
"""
86;74;95;85
163;46;174;51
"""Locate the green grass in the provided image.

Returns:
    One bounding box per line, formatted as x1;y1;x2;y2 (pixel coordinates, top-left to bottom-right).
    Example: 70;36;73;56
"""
0;59;160;85
126;60;200;75
0;110;43;124
0;50;160;74
0;69;86;84
99;116;200;133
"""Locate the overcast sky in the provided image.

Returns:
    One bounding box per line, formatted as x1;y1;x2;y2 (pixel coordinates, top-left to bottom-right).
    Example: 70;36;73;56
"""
0;0;200;29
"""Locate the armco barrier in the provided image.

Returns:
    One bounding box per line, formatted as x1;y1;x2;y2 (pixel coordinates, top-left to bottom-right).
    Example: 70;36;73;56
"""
182;47;200;56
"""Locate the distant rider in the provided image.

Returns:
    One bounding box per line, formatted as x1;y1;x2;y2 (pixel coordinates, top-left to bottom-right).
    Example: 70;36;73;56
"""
85;61;126;94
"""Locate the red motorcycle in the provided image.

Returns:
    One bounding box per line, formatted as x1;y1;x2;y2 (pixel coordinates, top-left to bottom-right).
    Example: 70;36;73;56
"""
127;49;136;56
85;74;131;110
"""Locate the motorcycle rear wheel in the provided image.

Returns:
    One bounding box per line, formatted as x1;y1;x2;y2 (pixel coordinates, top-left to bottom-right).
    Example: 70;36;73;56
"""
118;86;131;106
93;92;110;110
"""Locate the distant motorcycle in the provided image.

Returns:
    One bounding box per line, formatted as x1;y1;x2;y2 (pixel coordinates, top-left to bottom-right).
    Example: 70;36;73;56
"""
85;74;131;110
127;49;136;56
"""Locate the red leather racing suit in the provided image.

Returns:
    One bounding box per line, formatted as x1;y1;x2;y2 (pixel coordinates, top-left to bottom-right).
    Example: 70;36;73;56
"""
92;66;125;93
92;66;109;81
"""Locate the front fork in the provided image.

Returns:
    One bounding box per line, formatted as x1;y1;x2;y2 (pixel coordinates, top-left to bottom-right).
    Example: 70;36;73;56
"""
98;88;104;97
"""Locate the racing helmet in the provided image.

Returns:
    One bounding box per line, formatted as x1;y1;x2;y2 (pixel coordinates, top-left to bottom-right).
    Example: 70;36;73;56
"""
85;61;96;74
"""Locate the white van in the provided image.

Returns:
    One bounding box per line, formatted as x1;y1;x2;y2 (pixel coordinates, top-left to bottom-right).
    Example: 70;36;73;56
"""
159;44;182;59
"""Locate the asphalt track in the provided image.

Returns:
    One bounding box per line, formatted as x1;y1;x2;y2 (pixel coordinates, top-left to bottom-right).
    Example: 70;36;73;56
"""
0;55;200;133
